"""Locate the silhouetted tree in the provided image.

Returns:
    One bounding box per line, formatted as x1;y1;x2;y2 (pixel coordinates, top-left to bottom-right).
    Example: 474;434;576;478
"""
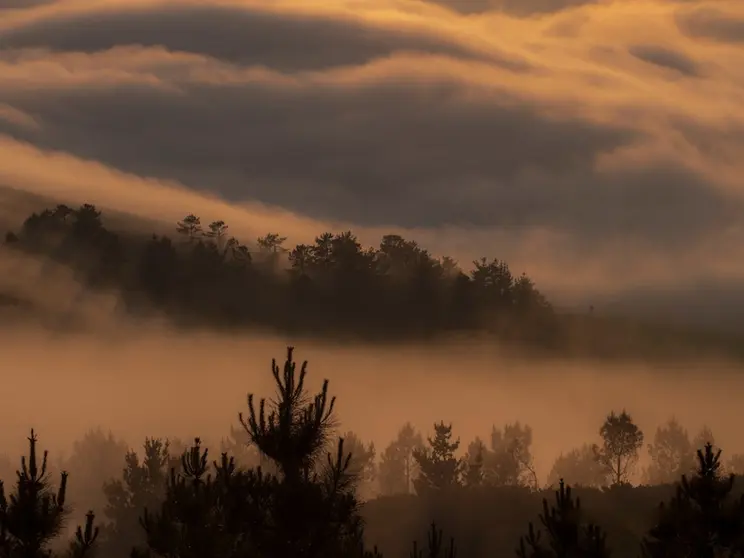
463;440;485;488
593;411;644;486
135;439;266;558
548;445;607;489
175;215;202;243
517;480;610;558
645;418;694;485
136;347;376;558
59;429;128;531
219;426;263;471
692;426;718;456
204;221;229;251
488;422;538;489
337;432;376;499
413;422;462;493
0;430;99;558
641;443;744;557
100;439;173;558
410;523;457;558
379;424;424;496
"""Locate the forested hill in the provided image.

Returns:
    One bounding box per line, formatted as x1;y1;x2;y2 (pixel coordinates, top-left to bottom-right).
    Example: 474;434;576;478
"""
3;202;742;360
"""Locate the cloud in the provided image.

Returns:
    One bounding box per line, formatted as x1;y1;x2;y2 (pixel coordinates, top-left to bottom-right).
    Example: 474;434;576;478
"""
628;44;701;76
0;0;741;313
0;0;56;9
676;6;744;43
0;2;525;72
425;0;600;16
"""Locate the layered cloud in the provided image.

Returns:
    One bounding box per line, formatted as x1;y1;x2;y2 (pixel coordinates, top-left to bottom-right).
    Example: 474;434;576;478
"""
0;0;742;316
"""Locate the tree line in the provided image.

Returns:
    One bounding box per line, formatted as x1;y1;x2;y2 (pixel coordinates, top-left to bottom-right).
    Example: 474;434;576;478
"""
2;347;744;557
6;202;739;358
4;204;552;344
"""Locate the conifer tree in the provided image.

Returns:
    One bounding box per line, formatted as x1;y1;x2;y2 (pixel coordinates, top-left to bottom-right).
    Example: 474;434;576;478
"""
645;418;693;485
517;479;610;558
413;422;462;493
101;438;173;558
379;424;424;496
410;523;457;558
134;439;270;558
641;443;744;558
0;430;99;558
239;346;368;557
490;422;538;488
134;347;376;558
463;440;484;488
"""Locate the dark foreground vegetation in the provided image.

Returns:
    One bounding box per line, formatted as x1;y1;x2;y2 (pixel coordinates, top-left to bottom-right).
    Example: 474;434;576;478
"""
2;347;744;558
3;203;743;359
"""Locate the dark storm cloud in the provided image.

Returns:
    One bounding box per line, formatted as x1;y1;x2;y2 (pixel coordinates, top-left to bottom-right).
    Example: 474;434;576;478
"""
629;44;700;76
0;66;737;247
0;0;56;8
0;3;528;72
424;0;598;16
676;7;744;43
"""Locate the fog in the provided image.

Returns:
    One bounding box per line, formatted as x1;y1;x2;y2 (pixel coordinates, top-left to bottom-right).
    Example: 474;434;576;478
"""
1;242;742;486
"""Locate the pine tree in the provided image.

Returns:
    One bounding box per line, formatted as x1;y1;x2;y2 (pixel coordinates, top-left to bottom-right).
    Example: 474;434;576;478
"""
413;422;462;493
134;347;376;558
410;523;457;558
0;430;99;558
641;443;744;558
135;439;270;558
517;479;610;558
463;441;484;488
379;424;424;496
100;438;173;558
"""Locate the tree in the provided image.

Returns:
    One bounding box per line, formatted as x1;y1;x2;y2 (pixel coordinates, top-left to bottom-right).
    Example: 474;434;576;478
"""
0;430;99;558
238;347;377;556
641;443;744;557
71;204;104;240
413;422;462;493
378;423;424;496
592;410;644;486
219;425;263;471
204;221;229;250
463;439;485;488
100;438;173;558
517;480;610;558
645;418;694;485
548;444;607;489
337;432;376;499
59;429;128;529
378;443;407;497
489;422;538;489
410;523;457;558
135;439;263;558
175;215;202;243
692;425;717;454
137;347;376;558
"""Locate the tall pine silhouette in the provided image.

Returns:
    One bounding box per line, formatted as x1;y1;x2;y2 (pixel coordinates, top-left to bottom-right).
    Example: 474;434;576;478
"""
0;430;98;558
517;479;610;558
134;347;376;558
642;442;744;558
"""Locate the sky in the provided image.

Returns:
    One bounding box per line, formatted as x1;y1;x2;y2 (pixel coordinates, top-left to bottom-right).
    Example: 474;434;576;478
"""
0;0;743;317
